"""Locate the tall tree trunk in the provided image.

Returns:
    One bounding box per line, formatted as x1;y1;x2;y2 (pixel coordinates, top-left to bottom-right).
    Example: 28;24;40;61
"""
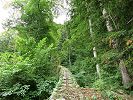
102;8;113;32
85;2;101;78
119;60;132;88
89;19;101;78
68;46;72;67
102;8;132;88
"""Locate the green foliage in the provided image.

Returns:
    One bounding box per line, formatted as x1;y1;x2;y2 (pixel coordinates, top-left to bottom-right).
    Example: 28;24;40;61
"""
1;83;30;97
0;0;133;99
0;0;59;99
0;52;33;99
0;37;58;99
0;29;16;52
11;0;54;41
64;0;133;97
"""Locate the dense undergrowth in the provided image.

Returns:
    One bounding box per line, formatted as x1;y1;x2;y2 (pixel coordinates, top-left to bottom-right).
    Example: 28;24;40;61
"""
0;0;133;100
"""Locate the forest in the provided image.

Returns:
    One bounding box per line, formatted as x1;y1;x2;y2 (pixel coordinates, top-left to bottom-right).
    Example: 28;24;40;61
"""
0;0;133;100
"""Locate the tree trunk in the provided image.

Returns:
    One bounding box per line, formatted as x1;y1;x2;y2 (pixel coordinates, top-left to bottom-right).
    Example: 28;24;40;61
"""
102;8;113;32
89;19;101;78
102;8;132;88
119;60;132;88
68;46;72;67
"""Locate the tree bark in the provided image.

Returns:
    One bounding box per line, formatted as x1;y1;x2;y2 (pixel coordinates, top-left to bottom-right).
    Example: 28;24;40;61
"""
102;8;113;32
119;60;132;88
102;8;132;88
89;19;101;78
